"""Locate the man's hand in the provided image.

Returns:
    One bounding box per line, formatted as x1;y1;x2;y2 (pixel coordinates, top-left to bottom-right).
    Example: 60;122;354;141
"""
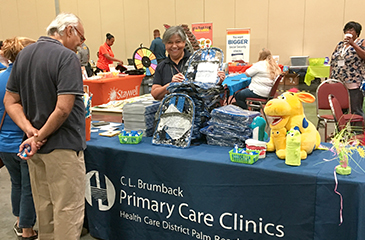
18;136;47;160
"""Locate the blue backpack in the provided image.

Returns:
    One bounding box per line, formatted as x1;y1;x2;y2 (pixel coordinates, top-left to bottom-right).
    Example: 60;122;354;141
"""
152;93;195;148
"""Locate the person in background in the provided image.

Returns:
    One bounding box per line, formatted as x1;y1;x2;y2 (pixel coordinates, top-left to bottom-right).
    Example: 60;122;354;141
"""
330;21;365;120
0;37;37;240
151;26;225;100
234;48;282;109
4;13;86;239
0;40;9;69
77;42;93;77
95;33;123;73
150;29;166;64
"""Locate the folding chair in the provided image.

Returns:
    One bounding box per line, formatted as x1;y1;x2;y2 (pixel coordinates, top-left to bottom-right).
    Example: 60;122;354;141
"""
245;74;284;122
328;94;365;144
316;79;364;141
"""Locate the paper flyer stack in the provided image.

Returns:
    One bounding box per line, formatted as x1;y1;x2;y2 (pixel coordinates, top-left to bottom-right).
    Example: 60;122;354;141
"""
123;97;160;137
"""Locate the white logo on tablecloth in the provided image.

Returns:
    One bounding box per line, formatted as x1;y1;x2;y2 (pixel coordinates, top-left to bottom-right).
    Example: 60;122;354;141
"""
108;86;139;102
85;171;116;211
108;87;118;101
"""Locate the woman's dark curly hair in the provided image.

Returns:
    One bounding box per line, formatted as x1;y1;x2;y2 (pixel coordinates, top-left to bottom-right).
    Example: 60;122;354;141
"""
343;21;362;36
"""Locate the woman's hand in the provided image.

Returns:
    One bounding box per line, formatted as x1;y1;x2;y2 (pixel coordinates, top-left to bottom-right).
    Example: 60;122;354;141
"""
172;73;185;82
217;71;226;84
346;38;355;46
344;34;354;46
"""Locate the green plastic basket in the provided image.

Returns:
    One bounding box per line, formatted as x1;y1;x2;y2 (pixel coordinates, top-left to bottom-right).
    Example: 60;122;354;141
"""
308;58;325;66
229;149;260;164
118;133;143;144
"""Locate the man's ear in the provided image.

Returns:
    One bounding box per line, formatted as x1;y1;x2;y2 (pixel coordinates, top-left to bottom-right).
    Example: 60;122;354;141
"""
66;25;73;38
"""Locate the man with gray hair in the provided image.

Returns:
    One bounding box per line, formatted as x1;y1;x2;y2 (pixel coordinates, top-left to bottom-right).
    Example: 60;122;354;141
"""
4;13;86;239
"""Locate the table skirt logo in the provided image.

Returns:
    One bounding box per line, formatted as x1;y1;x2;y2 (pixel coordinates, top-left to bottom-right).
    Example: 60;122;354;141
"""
108;85;139;101
85;171;116;211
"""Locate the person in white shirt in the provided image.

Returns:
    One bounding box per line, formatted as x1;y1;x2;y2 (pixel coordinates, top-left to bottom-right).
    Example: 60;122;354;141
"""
234;48;281;109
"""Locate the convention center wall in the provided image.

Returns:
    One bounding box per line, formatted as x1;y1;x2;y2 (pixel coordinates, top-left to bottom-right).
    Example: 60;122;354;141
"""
1;0;365;65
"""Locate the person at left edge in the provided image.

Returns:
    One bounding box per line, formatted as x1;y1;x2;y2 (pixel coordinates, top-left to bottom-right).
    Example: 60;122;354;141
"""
0;37;38;240
0;41;9;69
4;12;86;240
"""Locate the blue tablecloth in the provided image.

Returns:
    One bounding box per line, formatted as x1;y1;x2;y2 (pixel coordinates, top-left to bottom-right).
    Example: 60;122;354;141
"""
84;132;365;240
222;73;251;95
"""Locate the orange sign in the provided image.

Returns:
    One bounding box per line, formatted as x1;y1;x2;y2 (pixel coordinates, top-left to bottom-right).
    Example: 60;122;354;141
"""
192;23;213;49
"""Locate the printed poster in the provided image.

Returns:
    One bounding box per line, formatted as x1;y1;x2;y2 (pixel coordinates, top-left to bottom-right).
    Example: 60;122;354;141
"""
226;28;251;62
192;23;213;49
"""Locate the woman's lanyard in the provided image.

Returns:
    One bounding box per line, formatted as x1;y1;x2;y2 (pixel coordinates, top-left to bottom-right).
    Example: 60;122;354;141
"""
341;38;359;57
170;64;181;76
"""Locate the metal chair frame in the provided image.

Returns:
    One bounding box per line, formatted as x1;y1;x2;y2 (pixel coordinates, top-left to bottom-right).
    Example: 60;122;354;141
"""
328;94;365;144
316;79;363;141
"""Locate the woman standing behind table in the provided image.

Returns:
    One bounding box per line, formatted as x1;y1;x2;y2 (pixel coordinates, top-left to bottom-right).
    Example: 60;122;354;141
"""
330;21;365;119
151;26;225;100
234;48;282;109
0;37;38;240
95;33;124;73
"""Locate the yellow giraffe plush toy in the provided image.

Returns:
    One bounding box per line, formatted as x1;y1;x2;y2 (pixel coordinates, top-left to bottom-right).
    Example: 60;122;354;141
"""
267;127;287;159
264;91;321;159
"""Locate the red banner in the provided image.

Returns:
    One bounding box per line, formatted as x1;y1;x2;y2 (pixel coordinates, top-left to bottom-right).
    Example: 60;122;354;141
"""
191;23;213;49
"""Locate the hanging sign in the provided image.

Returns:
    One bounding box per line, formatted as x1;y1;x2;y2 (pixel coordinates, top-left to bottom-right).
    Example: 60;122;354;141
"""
226;28;251;62
192;22;213;49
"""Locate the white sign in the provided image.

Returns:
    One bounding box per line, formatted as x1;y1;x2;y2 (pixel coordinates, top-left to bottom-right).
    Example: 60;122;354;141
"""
195;62;219;83
226;28;251;63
